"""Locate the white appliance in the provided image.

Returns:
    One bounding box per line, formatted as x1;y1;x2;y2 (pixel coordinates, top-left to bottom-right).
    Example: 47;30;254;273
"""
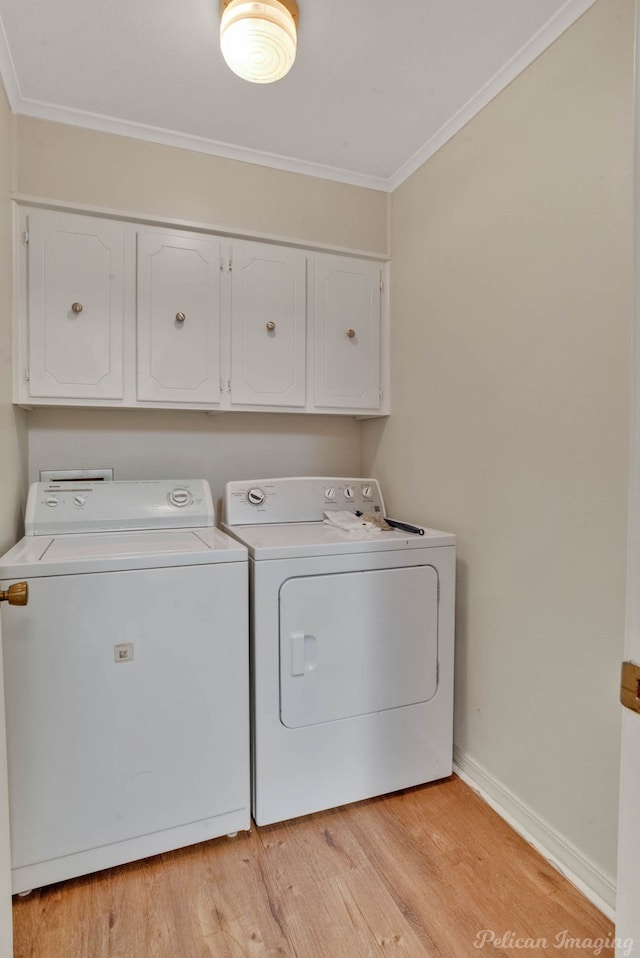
0;479;250;894
222;476;455;826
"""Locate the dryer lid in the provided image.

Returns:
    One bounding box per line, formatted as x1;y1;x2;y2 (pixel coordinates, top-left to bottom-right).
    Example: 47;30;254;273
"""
222;520;454;560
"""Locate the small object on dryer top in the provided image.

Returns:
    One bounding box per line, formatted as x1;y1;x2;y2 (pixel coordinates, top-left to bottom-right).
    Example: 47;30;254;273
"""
384;518;425;536
323;511;381;535
359;511;392;531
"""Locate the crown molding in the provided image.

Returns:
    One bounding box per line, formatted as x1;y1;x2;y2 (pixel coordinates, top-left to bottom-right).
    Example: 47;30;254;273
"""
0;0;598;195
0;10;21;108
8;95;391;193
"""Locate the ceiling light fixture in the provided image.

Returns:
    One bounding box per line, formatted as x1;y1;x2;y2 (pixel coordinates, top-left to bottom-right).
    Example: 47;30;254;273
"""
220;0;298;84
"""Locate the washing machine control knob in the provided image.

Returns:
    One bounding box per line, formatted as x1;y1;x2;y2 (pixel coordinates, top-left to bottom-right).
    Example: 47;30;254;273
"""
324;487;336;500
344;487;354;501
169;488;192;507
362;485;373;500
247;487;266;506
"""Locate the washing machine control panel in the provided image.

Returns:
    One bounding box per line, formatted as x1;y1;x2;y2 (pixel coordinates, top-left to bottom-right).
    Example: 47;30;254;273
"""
168;487;193;508
225;477;385;525
25;479;215;536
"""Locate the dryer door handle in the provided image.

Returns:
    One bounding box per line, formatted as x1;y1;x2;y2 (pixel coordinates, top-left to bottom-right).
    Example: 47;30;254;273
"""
290;632;317;676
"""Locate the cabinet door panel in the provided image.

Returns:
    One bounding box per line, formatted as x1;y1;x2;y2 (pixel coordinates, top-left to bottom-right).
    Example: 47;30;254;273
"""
27;211;124;399
137;233;221;404
231;243;306;407
314;256;381;410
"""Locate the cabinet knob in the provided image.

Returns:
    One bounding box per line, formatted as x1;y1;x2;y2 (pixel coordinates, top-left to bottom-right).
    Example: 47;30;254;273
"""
71;302;83;314
347;328;356;338
266;322;276;332
175;312;186;324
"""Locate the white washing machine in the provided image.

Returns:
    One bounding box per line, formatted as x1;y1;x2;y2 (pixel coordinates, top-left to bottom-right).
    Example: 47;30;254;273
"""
0;479;250;894
222;476;455;827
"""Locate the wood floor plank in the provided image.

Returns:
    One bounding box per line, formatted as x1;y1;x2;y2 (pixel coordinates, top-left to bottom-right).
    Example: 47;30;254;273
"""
263;866;432;958
149;833;292;957
12;776;615;958
256;806;370;891
340;795;502;957
331;866;434;957
254;815;432;958
341;780;614;957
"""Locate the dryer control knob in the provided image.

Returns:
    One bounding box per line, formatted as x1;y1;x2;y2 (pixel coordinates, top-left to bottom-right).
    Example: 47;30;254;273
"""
344;487;354;501
46;497;59;508
169;488;192;507
247;487;266;506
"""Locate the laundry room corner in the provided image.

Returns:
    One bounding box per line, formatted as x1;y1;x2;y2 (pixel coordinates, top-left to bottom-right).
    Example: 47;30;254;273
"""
360;0;634;914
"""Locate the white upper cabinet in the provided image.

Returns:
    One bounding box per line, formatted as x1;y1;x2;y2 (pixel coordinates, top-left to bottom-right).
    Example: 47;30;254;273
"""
313;255;382;411
26;210;124;399
137;231;222;404
15;205;388;415
230;242;306;407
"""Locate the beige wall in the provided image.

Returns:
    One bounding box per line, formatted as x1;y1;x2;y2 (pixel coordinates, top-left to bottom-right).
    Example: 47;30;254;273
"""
15;118;386;499
362;0;633;894
26;408;361;515
15;117;388;255
0;93;26;553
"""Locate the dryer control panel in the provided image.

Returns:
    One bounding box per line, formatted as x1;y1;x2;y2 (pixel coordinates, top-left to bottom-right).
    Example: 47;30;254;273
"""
224;477;385;525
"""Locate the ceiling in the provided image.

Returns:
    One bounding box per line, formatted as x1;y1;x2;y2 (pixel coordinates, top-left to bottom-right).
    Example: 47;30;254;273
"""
0;0;596;192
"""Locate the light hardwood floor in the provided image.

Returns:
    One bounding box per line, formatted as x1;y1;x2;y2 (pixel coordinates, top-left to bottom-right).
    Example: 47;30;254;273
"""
13;776;614;957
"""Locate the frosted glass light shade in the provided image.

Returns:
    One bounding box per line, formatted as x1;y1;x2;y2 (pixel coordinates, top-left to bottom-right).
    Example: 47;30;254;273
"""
220;0;298;84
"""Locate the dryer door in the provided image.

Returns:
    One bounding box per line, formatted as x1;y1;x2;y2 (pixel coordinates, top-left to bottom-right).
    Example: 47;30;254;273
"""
279;565;438;729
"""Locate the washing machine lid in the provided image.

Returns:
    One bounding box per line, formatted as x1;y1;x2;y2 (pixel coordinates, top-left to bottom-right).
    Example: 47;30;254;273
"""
222;521;454;560
0;527;247;577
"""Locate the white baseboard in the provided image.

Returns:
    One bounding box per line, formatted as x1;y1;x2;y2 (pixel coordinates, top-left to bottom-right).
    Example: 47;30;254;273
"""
453;747;616;921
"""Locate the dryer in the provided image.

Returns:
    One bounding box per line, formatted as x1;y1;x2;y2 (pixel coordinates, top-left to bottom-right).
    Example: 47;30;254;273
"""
0;479;250;894
222;476;455;827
